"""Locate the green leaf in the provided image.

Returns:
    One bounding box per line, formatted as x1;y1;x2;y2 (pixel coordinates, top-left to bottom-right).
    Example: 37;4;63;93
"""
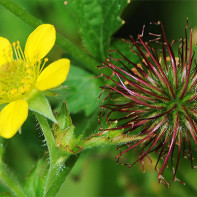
53;102;81;153
66;0;128;60
64;65;102;116
24;158;48;197
28;91;56;123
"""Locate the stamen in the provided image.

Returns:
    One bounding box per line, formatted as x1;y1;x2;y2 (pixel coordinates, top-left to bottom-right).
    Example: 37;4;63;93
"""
0;40;50;103
40;58;48;73
12;42;19;59
16;40;25;60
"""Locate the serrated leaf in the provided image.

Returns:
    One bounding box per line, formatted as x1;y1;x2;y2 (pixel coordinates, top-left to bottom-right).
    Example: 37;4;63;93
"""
24;158;48;197
28;91;56;122
64;65;101;116
66;0;128;60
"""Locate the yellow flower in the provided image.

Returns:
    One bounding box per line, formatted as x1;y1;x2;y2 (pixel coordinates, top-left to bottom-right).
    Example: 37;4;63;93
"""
0;24;70;139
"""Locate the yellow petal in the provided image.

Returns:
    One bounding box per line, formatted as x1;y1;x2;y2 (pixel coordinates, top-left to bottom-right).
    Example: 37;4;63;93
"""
36;58;70;91
0;37;12;66
0;100;28;139
24;24;56;64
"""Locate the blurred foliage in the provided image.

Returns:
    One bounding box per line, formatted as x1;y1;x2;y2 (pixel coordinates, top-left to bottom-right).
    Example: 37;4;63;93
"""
0;0;197;196
66;0;127;60
64;65;102;116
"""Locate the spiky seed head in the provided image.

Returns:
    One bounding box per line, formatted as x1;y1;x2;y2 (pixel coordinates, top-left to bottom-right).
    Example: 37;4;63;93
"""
99;20;197;186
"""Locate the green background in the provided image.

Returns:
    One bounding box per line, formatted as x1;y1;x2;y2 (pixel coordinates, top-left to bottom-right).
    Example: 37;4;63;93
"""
0;0;197;196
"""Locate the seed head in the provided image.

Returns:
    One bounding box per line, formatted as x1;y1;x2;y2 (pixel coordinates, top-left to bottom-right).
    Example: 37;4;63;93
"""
99;20;197;186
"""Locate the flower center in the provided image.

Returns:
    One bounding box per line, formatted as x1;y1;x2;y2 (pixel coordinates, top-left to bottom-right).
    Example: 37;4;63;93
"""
0;41;47;104
0;60;36;103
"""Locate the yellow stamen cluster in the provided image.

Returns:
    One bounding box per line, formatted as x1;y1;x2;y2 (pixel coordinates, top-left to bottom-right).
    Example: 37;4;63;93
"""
0;41;48;104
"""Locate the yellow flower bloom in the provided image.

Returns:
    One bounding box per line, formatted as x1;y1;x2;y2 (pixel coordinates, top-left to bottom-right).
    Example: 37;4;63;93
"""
0;24;70;139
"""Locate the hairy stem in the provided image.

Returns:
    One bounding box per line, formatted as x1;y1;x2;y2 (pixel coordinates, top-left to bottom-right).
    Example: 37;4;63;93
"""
45;155;79;197
35;113;79;197
34;113;60;196
79;133;146;150
35;113;58;163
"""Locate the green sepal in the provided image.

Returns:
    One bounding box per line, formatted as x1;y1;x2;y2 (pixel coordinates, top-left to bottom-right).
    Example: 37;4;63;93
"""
53;102;82;154
55;101;72;129
28;91;56;123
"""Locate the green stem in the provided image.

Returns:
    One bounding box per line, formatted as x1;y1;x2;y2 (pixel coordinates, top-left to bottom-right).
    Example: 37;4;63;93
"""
0;0;100;75
79;134;146;150
35;113;58;163
56;34;100;75
35;113;78;197
0;162;26;197
45;155;78;197
34;113;60;196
